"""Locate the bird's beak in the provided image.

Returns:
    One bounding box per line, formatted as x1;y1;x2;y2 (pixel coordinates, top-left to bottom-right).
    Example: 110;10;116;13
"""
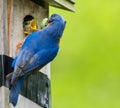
29;19;38;31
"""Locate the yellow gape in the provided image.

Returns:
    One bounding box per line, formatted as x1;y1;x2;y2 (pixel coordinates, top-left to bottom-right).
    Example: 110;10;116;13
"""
24;19;38;35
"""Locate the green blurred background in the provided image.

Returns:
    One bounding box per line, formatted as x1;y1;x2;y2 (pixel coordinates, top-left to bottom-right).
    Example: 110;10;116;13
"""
50;0;120;108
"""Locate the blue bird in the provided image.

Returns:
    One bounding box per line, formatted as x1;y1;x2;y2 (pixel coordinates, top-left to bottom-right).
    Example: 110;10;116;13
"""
9;14;66;106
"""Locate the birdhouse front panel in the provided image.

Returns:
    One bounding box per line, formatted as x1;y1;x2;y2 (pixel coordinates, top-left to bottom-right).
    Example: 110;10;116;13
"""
8;0;49;57
0;0;73;108
0;0;51;108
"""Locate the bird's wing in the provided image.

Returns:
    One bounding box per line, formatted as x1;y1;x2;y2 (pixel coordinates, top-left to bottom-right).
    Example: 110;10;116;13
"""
10;31;44;85
21;46;59;76
11;49;35;85
11;46;58;85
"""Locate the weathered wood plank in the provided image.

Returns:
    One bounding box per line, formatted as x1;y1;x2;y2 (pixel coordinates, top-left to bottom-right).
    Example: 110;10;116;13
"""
0;0;8;55
51;0;75;11
0;87;44;108
21;72;50;108
0;55;13;87
35;0;75;12
10;95;43;108
0;0;8;107
0;87;6;108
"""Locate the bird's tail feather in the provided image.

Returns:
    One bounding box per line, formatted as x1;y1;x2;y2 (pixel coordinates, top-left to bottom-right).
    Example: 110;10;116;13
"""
9;76;24;106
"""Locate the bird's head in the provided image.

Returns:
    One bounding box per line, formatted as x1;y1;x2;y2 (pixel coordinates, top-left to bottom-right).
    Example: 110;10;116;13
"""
23;15;38;35
48;14;66;38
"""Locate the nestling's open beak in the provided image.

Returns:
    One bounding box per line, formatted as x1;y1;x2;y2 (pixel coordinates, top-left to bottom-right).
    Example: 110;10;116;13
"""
24;19;38;35
29;19;38;31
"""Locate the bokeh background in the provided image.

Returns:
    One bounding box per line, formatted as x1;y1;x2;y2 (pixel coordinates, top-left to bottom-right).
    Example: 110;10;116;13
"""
50;0;120;108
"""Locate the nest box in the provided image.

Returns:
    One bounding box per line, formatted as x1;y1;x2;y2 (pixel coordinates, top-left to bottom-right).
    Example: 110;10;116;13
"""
0;0;75;108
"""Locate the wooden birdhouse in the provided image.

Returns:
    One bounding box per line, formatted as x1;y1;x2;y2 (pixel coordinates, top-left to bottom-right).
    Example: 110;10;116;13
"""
0;0;75;108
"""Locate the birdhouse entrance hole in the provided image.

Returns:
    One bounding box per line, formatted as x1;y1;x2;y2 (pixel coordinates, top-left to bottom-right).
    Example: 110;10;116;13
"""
23;15;34;28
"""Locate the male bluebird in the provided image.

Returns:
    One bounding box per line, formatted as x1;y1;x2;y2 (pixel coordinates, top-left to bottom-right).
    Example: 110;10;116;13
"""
9;14;66;106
